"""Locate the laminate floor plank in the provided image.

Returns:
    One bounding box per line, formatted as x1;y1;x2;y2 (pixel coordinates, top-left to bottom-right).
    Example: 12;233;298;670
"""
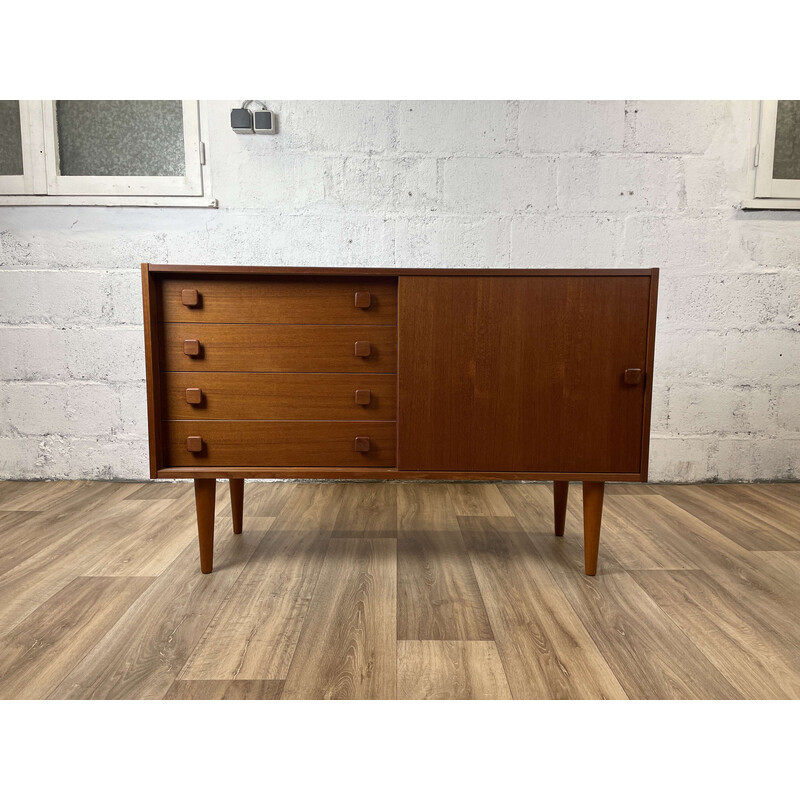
85;494;198;577
332;482;398;538
179;486;345;683
397;529;493;641
0;480;88;512
243;481;297;518
48;517;270;700
598;494;751;572
617;495;800;642
0;510;66;578
714;484;800;541
446;483;515;517
397;640;512;700
552;570;744;700
0;576;153;699
458;515;627;700
654;484;800;551
0;499;175;633
0;480;139;514
604;483;656;495
179;522;331;681
282;538;396;700
744;550;800;588
596;495;707;571
750;482;800;503
398;482;460;532
164;680;284;700
630;569;800;699
268;483;345;531
126;481;193;500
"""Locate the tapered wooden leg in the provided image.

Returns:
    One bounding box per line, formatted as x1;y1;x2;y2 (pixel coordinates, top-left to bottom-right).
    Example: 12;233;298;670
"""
230;478;244;535
553;481;569;537
582;481;605;576
194;478;216;574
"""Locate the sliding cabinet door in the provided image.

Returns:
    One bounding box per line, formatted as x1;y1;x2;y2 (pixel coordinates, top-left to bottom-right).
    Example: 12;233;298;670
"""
398;275;653;474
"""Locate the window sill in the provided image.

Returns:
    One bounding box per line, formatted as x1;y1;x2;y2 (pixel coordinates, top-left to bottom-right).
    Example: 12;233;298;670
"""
742;198;800;210
0;195;218;208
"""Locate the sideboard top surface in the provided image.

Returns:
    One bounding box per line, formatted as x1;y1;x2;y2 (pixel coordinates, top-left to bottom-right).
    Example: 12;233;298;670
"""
144;264;658;278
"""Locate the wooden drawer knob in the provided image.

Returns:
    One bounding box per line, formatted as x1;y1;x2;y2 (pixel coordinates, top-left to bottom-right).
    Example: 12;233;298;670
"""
354;340;371;358
181;289;200;307
354;389;371;406
354;291;371;309
185;388;203;405
183;339;201;357
354;436;371;452
624;368;643;385
186;436;203;453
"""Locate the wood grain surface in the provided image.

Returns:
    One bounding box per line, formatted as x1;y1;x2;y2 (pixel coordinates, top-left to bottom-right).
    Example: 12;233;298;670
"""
0;576;153;699
179;520;331;680
397;641;512;699
164;680;284;700
552;570;744;699
398;275;652;473
164;420;397;467
332;482;398;538
162;372;397;421
160;276;398;325
0;479;797;700
161;323;397;373
282;538;397;700
458;515;628;699
398;528;493;641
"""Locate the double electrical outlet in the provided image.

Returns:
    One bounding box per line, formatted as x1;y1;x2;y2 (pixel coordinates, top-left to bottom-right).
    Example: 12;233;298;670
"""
231;101;277;134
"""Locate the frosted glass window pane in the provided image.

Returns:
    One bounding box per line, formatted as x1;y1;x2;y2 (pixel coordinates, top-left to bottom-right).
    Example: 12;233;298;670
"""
0;100;23;175
773;100;800;181
56;100;185;176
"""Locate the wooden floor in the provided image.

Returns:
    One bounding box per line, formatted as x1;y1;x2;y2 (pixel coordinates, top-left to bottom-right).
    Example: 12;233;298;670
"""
0;479;798;700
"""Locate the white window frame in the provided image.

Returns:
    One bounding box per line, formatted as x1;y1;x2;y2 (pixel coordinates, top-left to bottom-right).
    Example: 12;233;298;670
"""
744;100;800;210
0;100;216;207
0;101;45;195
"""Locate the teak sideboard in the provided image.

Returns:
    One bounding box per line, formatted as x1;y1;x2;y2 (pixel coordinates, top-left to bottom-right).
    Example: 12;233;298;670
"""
141;265;659;575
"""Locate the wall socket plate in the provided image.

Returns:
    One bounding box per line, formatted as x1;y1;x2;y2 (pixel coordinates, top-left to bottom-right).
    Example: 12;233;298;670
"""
253;110;277;134
230;108;253;134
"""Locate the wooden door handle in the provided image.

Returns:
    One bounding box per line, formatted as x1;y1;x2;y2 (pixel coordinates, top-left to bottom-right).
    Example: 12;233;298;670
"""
354;436;371;452
354;389;371;405
186;436;204;453
354;291;371;309
354;340;371;357
181;289;200;307
624;368;643;385
183;339;201;356
185;388;203;405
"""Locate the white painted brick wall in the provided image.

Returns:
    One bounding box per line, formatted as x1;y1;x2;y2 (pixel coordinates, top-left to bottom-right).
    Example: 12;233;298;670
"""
398;101;512;155
558;155;684;212
519;101;625;153
442;157;556;213
1;100;798;481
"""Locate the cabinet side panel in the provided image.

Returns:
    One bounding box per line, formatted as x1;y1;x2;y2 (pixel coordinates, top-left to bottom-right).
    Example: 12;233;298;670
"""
141;264;163;477
638;269;659;481
398;275;651;474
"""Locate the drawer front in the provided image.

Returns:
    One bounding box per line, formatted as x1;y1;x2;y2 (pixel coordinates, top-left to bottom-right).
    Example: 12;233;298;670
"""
161;324;397;373
164;421;396;467
161;276;397;325
162;372;397;420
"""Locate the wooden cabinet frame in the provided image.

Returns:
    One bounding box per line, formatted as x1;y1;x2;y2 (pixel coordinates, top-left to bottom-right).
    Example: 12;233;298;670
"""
142;264;659;575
